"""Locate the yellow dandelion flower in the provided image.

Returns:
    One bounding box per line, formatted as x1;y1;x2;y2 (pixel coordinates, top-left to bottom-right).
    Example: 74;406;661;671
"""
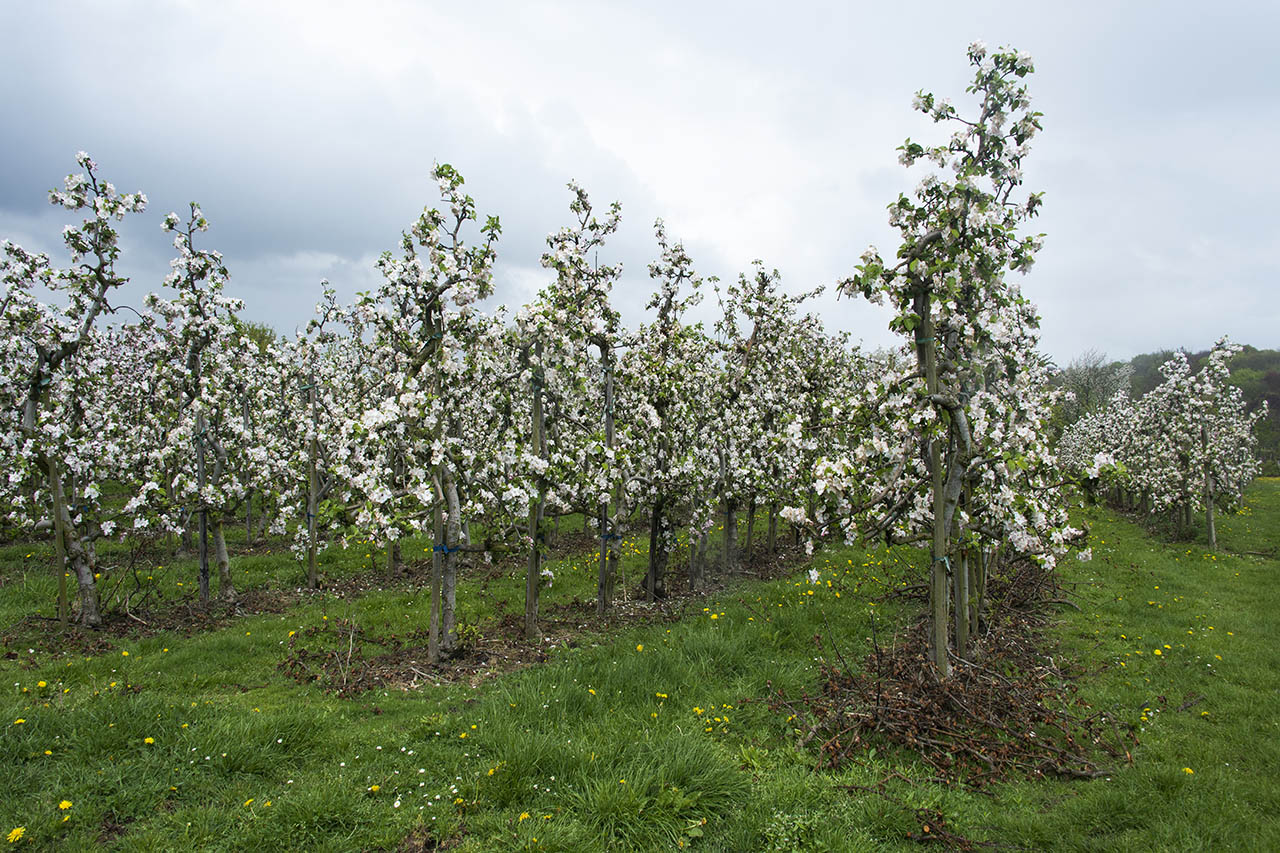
519;812;530;822
37;681;46;688
12;719;24;725
370;785;380;792
1183;767;1194;774
58;801;71;810
6;827;24;843
244;798;254;807
144;737;155;744
636;644;643;652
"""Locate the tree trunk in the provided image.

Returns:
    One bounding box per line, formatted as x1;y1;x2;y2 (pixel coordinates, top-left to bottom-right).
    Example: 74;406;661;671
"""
1202;424;1216;551
972;546;994;634
213;520;237;603
525;342;546;642
954;548;969;658
46;479;101;628
767;503;777;555
597;349;617;616
687;529;706;592
306;381;320;590
722;499;737;574
442;473;461;652
745;496;756;566
596;502;613;617
646;497;667;601
244;397;253;545
429;499;443;664
386;539;402;578
47;457;70;626
196;409;211;606
921;302;951;678
526;500;544;642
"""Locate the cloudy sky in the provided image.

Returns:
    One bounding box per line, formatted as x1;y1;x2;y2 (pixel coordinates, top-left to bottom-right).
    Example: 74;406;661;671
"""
3;0;1276;364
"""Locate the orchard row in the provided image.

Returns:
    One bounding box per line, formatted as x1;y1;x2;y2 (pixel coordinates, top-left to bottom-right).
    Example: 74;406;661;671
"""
4;44;1243;677
1059;339;1265;548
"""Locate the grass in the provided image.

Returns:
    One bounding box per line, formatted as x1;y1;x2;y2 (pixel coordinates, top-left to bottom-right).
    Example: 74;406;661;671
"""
2;486;1278;850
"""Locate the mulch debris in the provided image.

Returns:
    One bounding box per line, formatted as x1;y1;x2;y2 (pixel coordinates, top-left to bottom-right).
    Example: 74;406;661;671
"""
771;557;1134;788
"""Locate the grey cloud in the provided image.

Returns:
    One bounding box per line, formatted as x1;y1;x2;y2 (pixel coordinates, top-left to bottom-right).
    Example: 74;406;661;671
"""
3;0;1277;363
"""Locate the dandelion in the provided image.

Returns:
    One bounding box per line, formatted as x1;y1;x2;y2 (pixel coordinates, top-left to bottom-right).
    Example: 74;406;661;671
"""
144;737;155;744
1183;767;1194;774
58;801;71;811
36;682;45;688
6;827;24;843
244;798;254;807
635;644;643;652
370;785;380;792
12;719;24;725
121;651;129;657
519;812;530;822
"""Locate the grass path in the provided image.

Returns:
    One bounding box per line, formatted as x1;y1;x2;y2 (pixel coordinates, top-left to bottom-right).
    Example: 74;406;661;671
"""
2;483;1277;850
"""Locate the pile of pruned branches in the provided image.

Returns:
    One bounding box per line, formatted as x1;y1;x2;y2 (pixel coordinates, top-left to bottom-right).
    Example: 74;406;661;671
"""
772;559;1135;787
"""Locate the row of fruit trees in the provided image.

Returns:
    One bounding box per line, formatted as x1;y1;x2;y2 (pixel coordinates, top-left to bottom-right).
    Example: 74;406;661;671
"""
0;44;1264;676
1059;339;1266;549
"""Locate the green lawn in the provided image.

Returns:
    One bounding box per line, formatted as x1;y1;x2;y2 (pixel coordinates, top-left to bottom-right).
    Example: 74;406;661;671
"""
2;485;1277;851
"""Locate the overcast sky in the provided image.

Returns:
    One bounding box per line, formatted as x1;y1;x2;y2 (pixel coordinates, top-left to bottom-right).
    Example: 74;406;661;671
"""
3;0;1276;364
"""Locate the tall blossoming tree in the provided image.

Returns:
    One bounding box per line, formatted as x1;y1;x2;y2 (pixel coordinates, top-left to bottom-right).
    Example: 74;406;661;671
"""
339;163;500;660
833;43;1077;675
0;153;147;626
624;220;710;598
